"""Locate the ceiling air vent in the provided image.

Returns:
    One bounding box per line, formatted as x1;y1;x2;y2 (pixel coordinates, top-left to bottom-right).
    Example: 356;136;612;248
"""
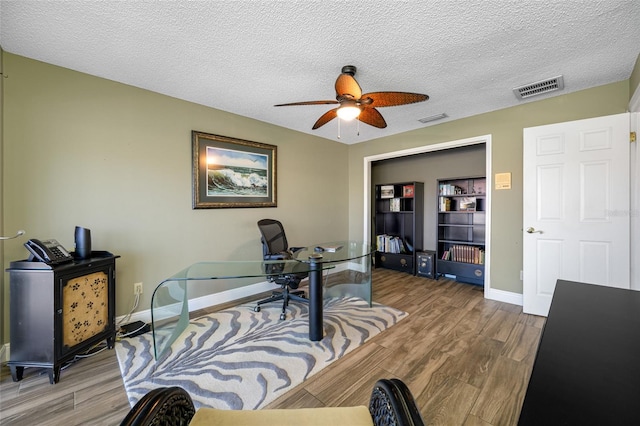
513;75;564;100
418;113;448;123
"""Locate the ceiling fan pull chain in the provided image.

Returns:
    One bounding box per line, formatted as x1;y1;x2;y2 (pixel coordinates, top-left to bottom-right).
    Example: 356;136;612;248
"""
337;117;341;139
357;118;360;136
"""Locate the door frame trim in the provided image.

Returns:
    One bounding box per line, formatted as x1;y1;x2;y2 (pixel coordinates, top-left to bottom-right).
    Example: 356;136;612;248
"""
630;112;639;291
362;134;504;302
630;79;639;290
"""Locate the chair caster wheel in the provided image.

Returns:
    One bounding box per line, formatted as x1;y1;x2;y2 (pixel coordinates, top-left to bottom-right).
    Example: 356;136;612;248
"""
280;313;286;320
254;306;261;312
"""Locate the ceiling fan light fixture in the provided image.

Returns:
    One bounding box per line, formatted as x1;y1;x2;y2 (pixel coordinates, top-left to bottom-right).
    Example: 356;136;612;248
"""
337;104;361;121
276;65;428;131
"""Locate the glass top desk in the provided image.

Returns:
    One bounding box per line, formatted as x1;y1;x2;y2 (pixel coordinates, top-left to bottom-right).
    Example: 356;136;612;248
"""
151;241;374;360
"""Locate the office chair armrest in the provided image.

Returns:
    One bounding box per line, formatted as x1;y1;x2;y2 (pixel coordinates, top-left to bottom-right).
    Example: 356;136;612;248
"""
369;379;425;426
119;386;196;426
264;252;290;260
289;246;304;253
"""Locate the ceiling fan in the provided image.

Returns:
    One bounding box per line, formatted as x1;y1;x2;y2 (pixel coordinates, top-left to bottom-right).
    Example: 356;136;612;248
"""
275;65;429;130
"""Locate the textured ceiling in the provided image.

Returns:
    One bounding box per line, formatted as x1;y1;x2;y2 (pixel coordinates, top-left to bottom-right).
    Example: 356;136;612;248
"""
1;1;639;144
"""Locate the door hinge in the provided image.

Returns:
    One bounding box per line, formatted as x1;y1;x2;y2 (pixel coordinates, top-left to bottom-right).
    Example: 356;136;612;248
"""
631;132;637;143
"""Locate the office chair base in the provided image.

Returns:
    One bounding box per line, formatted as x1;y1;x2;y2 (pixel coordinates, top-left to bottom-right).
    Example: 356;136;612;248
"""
253;290;308;320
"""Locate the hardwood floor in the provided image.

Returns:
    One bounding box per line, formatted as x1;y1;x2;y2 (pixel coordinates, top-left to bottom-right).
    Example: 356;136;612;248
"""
0;269;544;425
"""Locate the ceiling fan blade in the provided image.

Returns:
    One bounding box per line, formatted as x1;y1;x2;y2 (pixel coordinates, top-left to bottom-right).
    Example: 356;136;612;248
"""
358;107;387;128
312;108;339;129
361;92;429;107
335;74;362;99
274;100;339;107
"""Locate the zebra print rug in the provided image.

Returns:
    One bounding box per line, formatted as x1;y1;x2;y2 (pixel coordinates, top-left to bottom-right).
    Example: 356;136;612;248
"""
115;297;407;410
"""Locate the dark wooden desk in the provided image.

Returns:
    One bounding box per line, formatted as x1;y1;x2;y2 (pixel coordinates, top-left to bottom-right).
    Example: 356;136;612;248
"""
519;279;640;425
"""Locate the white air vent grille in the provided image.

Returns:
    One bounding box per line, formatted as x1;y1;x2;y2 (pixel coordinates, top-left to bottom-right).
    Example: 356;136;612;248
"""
418;113;448;123
513;75;564;100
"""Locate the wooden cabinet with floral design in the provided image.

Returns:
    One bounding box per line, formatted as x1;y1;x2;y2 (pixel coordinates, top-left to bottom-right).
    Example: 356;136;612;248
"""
7;252;118;384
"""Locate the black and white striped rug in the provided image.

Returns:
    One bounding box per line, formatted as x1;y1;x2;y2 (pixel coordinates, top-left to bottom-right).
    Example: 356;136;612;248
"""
115;297;407;410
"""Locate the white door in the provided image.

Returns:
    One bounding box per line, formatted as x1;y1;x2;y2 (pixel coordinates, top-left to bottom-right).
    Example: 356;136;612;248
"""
523;113;630;316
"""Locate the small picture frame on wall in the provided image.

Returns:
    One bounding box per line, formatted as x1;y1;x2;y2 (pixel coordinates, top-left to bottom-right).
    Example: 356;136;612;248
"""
192;131;277;209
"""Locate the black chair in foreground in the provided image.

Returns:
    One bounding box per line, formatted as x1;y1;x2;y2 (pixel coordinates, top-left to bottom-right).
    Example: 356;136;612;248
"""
120;378;426;426
254;218;308;320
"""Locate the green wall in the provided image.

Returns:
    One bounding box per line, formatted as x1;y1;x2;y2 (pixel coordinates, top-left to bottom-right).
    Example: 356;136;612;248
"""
347;80;631;294
631;53;640;97
1;53;349;344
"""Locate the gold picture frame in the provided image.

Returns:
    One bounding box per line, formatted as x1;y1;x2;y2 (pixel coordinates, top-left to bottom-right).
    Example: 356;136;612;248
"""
192;131;277;209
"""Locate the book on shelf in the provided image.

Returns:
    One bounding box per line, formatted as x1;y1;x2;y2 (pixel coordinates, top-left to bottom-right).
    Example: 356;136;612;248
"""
445;245;484;264
390;198;401;212
439;198;451;212
439;184;464;196
403;184;415;198
376;234;408;254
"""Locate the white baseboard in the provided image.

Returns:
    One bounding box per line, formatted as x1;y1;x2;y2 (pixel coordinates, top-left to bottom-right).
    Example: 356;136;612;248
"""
116;279;279;326
485;287;523;306
117;265;350;326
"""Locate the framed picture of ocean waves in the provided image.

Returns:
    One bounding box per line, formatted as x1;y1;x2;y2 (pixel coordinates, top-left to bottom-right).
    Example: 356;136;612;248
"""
192;131;277;208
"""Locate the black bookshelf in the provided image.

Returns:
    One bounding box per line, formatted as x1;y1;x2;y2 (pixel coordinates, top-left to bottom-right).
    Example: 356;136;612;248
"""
374;181;424;275
436;177;485;285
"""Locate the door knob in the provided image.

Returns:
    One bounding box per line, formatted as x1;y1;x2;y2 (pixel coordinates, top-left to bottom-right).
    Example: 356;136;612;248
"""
526;227;543;234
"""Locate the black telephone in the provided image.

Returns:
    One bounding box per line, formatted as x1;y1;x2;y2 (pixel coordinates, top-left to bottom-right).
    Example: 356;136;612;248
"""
24;239;74;264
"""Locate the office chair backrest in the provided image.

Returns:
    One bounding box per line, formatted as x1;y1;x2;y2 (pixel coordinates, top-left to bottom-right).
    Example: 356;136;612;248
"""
257;219;289;257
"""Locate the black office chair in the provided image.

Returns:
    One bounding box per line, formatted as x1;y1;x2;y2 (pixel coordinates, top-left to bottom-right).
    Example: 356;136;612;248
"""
254;219;308;320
